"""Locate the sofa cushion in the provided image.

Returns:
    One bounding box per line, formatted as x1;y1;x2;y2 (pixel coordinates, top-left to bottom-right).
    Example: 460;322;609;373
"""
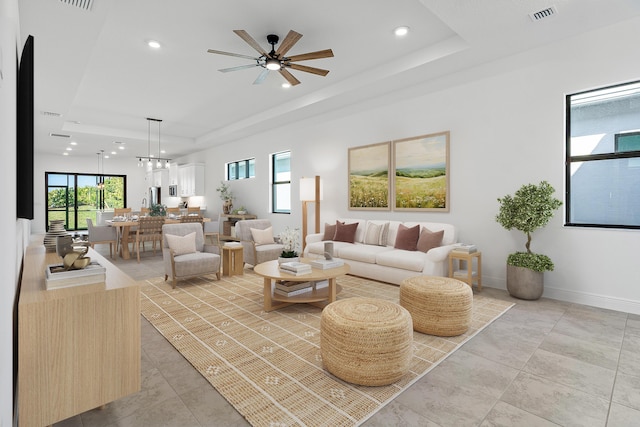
165;232;197;255
394;224;420;251
338;243;393;263
251;226;275;245
334;221;359;243
417;228;444;253
376;250;426;272
363;221;390;246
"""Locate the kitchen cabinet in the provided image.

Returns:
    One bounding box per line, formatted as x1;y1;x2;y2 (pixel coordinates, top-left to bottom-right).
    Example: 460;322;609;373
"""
169;163;178;185
179;163;204;197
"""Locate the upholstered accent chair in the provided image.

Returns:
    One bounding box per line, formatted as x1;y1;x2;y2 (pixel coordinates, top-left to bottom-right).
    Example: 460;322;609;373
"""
86;218;117;258
162;223;221;288
235;219;285;267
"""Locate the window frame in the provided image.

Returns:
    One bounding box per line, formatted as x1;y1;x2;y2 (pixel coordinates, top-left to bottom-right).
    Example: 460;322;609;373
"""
271;150;291;214
226;158;255;181
565;80;640;230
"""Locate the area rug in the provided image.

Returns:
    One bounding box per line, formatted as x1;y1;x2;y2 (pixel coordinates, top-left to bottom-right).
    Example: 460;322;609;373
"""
140;271;514;427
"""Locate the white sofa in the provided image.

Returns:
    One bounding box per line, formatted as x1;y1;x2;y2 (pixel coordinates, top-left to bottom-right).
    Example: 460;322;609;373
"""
303;219;458;285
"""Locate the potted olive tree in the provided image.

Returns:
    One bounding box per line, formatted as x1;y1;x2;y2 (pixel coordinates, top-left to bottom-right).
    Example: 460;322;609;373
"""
216;181;234;214
496;181;562;300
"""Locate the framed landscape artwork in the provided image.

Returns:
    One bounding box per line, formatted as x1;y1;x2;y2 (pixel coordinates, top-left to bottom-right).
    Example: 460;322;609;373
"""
393;131;450;212
348;141;391;210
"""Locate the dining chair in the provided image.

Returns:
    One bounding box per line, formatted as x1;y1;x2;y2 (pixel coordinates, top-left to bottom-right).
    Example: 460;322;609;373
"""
114;207;135;252
187;206;200;214
204;213;221;246
180;215;204;228
114;207;132;217
166;207;181;216
135;216;165;263
140;207;149;216
86;218;117;258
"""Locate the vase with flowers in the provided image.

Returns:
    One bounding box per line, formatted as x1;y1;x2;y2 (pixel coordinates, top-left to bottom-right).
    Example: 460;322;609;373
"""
278;227;301;264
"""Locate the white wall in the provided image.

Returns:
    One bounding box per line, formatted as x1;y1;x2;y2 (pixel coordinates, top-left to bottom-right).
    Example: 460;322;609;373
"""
2;0;21;424
197;16;640;314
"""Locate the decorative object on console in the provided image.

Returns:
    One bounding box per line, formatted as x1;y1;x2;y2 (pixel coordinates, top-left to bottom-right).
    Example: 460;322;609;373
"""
300;175;322;251
348;141;390;210
496;180;562;300
216;181;234;214
207;30;334;87
44;219;68;251
394;131;450;211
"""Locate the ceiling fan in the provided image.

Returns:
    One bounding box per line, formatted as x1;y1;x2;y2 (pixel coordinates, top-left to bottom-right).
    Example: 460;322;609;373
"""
207;30;334;86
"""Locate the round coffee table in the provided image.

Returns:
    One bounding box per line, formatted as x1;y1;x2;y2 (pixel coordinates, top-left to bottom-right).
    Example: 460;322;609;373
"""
254;258;350;312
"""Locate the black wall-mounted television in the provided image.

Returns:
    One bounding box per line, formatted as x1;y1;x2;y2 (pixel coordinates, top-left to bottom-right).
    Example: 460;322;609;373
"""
17;35;34;220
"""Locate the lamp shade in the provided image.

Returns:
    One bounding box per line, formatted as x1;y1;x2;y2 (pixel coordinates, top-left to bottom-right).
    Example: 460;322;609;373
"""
300;176;323;201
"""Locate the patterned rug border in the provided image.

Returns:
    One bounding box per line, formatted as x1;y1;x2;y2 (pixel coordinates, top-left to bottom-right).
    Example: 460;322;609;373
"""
140;272;515;427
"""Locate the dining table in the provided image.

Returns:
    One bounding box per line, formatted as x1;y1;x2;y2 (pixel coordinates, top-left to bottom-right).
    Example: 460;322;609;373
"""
106;216;210;260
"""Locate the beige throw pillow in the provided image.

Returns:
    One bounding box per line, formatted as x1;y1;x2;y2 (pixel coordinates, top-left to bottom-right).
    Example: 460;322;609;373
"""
417;228;444;253
165;232;197;256
364;222;390;246
251;226;275;245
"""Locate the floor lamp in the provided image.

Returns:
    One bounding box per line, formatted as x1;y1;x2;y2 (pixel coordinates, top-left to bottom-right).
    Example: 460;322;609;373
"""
300;176;322;252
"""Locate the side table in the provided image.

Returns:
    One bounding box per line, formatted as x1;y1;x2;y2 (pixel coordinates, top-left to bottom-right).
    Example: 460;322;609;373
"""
222;245;244;276
448;250;482;291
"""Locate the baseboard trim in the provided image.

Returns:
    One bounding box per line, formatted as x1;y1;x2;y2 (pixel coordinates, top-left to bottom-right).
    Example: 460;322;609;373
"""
481;275;640;315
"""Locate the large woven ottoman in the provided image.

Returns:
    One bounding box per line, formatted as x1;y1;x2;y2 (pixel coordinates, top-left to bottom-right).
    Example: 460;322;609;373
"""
400;276;473;337
320;297;413;386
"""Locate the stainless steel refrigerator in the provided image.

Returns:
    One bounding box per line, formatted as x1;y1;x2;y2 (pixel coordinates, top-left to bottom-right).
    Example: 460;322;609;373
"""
149;186;161;207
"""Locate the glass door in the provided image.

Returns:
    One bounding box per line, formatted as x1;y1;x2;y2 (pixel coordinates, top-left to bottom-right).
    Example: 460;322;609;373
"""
46;172;127;231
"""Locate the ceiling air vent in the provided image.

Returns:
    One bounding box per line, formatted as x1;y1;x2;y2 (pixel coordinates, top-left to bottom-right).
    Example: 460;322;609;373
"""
40;110;62;117
59;0;94;11
50;133;71;138
529;6;557;22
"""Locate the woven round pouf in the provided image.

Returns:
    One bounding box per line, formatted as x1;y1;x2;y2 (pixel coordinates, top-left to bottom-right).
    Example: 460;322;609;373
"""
320;297;413;386
400;276;473;337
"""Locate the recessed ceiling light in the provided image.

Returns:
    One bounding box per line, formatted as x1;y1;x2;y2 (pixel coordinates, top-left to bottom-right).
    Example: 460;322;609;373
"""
282;83;291;89
63;152;69;156
111;151;117;155
70;141;77;145
65;147;72;151
160;149;166;154
147;40;161;49
104;155;110;159
118;146;125;150
394;26;410;37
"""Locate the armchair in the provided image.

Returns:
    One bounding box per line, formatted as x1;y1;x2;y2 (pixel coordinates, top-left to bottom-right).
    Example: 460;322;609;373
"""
235;219;284;267
162;223;221;288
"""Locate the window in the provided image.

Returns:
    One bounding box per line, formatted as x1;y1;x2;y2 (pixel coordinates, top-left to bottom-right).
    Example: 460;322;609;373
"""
227;158;255;180
46;172;127;231
566;80;640;228
272;151;291;213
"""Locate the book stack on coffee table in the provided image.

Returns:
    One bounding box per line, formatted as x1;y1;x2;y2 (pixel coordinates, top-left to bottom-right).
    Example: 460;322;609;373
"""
279;261;312;276
274;280;313;297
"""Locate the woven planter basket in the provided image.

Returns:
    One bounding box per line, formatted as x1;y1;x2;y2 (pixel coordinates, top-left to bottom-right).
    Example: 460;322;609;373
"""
320;297;413;386
400;276;473;337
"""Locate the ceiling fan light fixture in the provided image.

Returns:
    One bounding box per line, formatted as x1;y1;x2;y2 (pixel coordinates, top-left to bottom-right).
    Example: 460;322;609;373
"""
265;58;281;70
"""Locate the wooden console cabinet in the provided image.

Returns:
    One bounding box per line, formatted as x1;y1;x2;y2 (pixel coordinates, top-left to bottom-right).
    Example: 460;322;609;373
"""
18;244;141;427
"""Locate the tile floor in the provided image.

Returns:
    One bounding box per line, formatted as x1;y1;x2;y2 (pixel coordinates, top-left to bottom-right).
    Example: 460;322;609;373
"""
54;245;640;427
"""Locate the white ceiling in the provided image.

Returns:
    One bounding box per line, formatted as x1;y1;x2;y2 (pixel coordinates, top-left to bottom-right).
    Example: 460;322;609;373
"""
18;0;640;161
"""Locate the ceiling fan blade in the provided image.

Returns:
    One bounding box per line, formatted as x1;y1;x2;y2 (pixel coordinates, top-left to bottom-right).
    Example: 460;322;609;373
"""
253;69;270;85
207;49;258;61
286;49;334;62
279;68;301;86
233;30;267;56
275;30;302;57
219;64;260;73
287;63;330;77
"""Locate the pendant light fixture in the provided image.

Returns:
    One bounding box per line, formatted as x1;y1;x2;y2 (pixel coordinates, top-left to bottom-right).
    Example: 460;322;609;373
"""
136;117;171;169
96;149;105;189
